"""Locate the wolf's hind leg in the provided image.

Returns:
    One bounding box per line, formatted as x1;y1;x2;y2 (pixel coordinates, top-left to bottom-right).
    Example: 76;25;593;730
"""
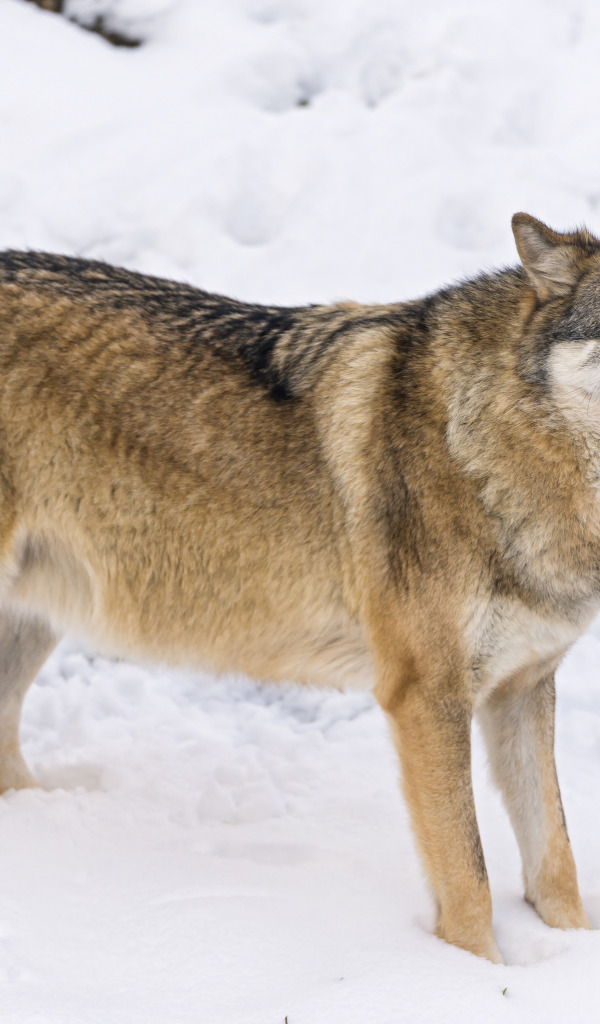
0;611;59;792
478;671;589;930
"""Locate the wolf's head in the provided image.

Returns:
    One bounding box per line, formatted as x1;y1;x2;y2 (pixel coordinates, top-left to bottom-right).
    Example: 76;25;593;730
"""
513;213;600;427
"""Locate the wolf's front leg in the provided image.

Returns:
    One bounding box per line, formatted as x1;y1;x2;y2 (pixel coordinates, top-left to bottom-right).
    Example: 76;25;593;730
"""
478;671;589;931
0;611;58;792
381;682;502;962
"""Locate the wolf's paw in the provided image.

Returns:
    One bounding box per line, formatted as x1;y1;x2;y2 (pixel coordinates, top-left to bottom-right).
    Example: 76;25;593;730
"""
526;891;591;931
0;752;39;794
436;918;504;963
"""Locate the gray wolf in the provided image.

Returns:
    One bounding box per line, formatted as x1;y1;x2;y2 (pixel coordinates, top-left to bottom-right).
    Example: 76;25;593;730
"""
0;213;596;961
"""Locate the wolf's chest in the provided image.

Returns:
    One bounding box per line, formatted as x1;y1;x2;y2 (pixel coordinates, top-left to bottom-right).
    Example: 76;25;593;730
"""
470;596;592;704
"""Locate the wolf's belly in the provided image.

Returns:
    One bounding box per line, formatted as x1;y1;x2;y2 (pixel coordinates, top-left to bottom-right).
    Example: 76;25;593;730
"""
4;528;373;689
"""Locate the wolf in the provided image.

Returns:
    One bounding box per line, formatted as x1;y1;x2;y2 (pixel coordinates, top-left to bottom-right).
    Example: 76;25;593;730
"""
0;213;597;962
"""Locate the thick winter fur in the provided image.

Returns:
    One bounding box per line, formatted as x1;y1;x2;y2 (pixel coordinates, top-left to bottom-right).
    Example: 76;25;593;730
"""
0;214;599;961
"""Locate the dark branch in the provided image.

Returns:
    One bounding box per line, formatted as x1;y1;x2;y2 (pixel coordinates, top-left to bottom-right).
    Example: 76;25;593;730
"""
23;0;142;48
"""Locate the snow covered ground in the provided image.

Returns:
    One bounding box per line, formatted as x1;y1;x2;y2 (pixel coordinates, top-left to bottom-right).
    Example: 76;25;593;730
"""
2;0;600;1020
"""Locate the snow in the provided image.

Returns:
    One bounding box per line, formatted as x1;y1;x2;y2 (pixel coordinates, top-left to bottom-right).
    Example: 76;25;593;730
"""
1;0;600;1019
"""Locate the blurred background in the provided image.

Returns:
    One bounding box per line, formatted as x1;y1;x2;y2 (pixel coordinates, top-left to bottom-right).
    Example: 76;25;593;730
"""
4;0;598;305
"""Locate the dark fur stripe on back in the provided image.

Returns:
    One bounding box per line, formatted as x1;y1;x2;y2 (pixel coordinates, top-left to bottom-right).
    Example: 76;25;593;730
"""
0;250;428;402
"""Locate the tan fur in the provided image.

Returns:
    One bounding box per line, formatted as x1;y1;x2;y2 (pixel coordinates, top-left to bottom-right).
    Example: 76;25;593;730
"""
0;215;599;960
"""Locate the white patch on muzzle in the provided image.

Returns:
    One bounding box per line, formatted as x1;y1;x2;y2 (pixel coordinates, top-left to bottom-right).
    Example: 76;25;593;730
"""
549;339;600;430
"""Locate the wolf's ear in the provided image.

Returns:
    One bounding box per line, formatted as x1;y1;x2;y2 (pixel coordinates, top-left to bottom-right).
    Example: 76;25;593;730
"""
512;213;580;301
